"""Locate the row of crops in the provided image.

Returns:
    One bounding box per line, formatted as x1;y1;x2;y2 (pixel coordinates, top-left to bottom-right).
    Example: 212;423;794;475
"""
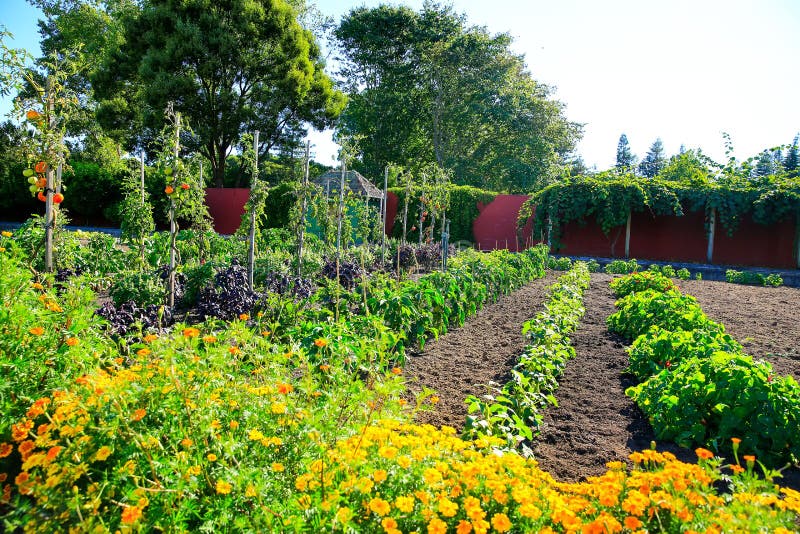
608;271;800;468
1;230;800;531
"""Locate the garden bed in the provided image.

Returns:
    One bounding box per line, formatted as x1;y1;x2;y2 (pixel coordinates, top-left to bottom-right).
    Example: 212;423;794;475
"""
405;271;800;490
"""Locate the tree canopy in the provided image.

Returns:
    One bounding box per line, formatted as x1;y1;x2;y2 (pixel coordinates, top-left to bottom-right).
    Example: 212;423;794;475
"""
93;0;345;186
334;3;581;192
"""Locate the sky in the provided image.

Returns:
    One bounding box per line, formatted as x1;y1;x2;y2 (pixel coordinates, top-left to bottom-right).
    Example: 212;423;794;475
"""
2;0;799;171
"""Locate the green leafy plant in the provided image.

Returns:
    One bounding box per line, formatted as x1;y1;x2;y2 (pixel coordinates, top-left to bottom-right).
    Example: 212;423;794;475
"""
676;268;691;280
607;289;721;340
609;271;676;298
110;271;168;307
604;258;640;274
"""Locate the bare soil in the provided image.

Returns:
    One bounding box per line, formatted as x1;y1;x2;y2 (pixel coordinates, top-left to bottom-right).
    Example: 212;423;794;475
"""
404;271;800;490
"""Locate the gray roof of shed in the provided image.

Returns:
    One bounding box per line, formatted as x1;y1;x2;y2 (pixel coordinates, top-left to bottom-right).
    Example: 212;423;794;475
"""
313;170;384;200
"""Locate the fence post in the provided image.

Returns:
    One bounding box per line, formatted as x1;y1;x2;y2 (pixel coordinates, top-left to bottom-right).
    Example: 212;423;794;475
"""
624;209;632;258
707;208;716;264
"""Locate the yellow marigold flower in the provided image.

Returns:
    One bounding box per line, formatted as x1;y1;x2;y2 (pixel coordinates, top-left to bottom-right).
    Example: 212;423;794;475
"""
121;505;143;524
131;408;146;422
31;282;44;290
238;313;249;321
182;327;200;338
314;338;328;347
336;507;352;523
207;453;217;462
1;231;11;237
29;326;44;336
216;480;232;494
381;517;399;532
271;402;286;414
65;337;79;347
491;513;512;532
429;395;439;405
395;495;415;513
245;485;257;497
397;455;412;468
427;517;447;534
438;497;458;517
187;465;201;476
372;469;387;483
456;520;473;534
95;446;112;461
423;467;442;484
45;301;62;312
272;462;284;472
136;348;151;356
369;497;391;516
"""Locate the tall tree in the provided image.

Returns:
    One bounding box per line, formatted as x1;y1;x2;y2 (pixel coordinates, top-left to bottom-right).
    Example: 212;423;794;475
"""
753;149;776;176
783;134;799;173
638;137;666;178
334;3;581;192
94;0;345;186
615;133;636;173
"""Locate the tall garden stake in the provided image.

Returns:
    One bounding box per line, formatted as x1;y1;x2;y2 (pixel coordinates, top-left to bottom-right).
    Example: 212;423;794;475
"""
247;130;260;290
297;140;309;277
167;112;181;307
44;76;55;272
381;165;387;262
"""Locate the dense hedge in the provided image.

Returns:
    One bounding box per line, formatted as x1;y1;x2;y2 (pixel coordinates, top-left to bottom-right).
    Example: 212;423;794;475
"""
389;184;497;243
518;173;800;244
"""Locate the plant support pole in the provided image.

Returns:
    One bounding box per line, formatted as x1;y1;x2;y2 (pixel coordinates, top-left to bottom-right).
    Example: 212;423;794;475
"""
44;76;55;272
297;140;309;277
168;112;181;308
381;166;388;261
247;130;259;291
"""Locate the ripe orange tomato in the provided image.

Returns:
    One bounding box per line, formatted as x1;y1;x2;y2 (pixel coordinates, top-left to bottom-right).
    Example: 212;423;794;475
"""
35;161;47;174
53;193;64;204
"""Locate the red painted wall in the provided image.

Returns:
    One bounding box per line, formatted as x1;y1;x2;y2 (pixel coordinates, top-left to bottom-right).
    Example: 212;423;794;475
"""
205;188;249;235
385;191;399;236
472;195;532;251
557;220;626;258
714;215;796;268
629;211;707;263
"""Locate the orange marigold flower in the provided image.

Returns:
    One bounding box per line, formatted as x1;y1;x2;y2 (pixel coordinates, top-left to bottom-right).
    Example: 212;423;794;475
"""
95;446;112;461
216;480;232;494
121;505;142;524
229;421;239;430
207;453;218;462
137;348;151;357
277;382;293;395
202;335;217;344
238;313;249;321
730;464;745;474
131;409;146;422
731;437;742;445
165;186;174;195
319;364;330;372
491;513;512;532
0;443;12;458
314;338;328;348
65;337;79;347
181;438;194;448
31;282;44;290
11;420;33;442
261;330;271;337
46;446;62;461
15;472;30;485
456;520;472;534
29;326;44;336
743;455;756;463
143;334;158;343
695;448;714;460
228;346;240;355
18;440;35;460
624;516;643;529
182;327;200;338
391;367;402;375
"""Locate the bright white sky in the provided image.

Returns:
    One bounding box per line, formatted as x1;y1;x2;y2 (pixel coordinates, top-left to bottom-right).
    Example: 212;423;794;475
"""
3;0;799;172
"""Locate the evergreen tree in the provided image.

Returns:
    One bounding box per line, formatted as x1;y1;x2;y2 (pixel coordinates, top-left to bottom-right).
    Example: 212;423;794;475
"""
754;149;775;176
784;134;799;173
638;137;666;178
615;133;636;173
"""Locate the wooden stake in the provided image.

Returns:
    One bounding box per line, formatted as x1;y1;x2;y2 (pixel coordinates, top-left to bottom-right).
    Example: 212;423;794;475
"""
44;76;55;272
168;112;181;308
247;130;260;290
297;140;309;277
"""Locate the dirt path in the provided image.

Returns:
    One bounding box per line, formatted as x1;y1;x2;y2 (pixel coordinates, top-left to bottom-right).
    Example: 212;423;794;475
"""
404;272;557;430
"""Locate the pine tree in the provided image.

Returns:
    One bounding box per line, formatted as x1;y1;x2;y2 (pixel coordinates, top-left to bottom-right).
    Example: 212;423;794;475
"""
615;134;636;173
754;150;775;176
638;138;666;178
784;134;799;173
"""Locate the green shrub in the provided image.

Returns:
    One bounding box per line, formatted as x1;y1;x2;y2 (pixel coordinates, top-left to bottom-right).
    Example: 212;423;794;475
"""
765;273;783;287
676;268;691;280
547;255;572;271
585;259;601;272
604;258;639;274
609;271;677;298
607;289;721;340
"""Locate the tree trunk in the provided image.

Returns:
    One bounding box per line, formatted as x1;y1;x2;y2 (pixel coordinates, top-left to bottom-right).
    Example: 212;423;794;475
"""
212;143;228;187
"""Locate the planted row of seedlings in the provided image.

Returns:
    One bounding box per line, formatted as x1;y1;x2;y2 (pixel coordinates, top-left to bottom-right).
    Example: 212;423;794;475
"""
607;271;800;468
464;262;590;454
